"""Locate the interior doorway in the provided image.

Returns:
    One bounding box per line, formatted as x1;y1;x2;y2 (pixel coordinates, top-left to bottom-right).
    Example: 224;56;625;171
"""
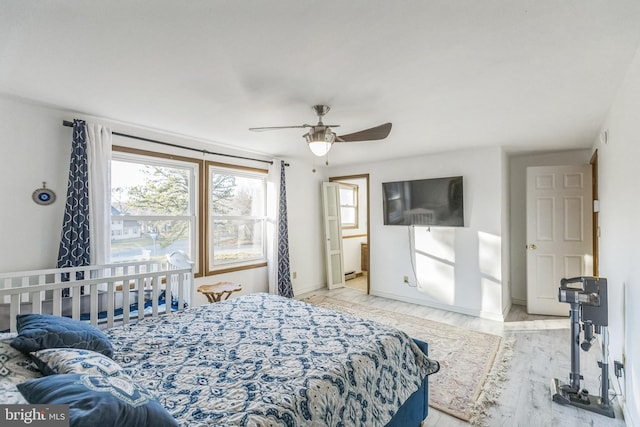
329;174;370;294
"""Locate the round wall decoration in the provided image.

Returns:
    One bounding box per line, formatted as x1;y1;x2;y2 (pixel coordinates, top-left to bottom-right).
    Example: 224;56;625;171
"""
32;182;56;205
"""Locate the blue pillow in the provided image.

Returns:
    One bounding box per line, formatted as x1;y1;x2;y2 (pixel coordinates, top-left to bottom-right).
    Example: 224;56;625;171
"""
10;314;114;358
17;374;178;427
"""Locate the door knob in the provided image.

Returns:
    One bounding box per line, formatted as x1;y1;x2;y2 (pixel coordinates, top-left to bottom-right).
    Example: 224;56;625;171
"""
527;244;537;250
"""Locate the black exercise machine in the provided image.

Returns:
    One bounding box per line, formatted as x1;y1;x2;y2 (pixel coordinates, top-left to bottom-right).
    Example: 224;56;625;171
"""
551;276;615;418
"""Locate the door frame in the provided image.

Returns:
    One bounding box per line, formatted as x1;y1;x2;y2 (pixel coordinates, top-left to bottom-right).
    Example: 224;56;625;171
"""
590;150;599;276
329;174;370;294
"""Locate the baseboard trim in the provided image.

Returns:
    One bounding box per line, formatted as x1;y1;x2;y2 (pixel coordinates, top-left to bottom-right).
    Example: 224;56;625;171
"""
512;298;526;306
294;283;326;296
370;289;505;321
623;403;636;427
501;300;513;320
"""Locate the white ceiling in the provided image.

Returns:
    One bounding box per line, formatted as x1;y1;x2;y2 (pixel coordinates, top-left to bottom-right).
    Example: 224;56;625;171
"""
2;1;640;166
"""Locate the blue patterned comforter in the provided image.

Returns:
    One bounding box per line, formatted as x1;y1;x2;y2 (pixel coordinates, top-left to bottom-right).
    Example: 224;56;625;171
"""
105;293;439;426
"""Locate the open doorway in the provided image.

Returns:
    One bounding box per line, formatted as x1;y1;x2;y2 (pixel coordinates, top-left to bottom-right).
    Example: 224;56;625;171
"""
329;174;370;294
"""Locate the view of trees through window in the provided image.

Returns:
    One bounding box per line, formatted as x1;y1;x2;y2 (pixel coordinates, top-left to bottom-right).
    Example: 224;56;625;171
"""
209;167;266;269
111;158;196;263
111;154;268;273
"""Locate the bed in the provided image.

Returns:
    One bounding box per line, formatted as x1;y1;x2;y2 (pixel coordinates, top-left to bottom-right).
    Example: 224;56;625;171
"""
0;263;439;426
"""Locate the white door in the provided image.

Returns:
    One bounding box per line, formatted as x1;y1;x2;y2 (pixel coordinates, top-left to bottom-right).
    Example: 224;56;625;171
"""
322;182;345;290
526;165;593;316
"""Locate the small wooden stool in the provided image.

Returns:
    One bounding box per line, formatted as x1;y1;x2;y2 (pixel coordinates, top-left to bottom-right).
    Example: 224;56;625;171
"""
197;282;242;303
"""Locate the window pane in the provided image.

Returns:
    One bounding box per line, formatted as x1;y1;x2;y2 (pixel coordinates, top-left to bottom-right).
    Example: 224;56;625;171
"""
112;160;191;216
111;219;191;263
339;187;355;206
211;219;264;265
341;207;356;226
338;183;358;227
211;172;264;217
208;165;267;271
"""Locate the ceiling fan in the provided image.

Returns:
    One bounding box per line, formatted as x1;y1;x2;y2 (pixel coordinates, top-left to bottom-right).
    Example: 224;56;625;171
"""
249;105;392;157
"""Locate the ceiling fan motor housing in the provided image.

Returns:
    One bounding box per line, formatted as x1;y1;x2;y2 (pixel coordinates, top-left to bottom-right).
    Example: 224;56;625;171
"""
304;126;336;143
312;105;331;117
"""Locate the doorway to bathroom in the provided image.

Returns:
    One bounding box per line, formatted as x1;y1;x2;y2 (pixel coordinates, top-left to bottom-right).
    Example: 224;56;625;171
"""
329;174;369;294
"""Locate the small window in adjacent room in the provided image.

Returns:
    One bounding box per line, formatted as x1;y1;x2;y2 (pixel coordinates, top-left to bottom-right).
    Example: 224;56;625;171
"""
207;162;267;274
338;182;358;228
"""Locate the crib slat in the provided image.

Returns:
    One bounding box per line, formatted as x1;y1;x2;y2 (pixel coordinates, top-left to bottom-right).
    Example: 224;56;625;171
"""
122;281;130;325
71;287;81;320
10;294;19;332
151;274;160;317
178;273;185;312
52;288;62;316
90;283;98;326
107;281;115;329
137;277;145;321
30;291;42;314
165;273;173;318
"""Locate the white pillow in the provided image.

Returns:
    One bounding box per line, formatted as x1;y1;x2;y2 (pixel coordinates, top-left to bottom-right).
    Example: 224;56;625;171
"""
0;332;41;404
31;348;127;377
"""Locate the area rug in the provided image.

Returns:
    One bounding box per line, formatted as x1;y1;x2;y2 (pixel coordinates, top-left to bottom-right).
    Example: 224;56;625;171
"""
302;295;513;425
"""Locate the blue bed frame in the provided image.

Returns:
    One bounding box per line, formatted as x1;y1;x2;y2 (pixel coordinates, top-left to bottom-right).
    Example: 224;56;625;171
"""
386;338;430;426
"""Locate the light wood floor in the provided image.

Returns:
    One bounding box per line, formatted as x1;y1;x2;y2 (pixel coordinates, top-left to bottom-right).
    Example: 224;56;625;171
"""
298;280;626;427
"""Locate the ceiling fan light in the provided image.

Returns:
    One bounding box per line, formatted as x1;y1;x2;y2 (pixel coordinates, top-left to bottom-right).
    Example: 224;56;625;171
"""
308;140;333;156
305;128;336;156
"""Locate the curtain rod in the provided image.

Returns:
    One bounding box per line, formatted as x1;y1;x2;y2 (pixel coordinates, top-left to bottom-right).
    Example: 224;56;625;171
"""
62;120;288;166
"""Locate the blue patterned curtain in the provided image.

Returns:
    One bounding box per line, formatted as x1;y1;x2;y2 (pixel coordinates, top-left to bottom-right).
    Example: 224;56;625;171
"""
277;161;294;298
57;119;90;277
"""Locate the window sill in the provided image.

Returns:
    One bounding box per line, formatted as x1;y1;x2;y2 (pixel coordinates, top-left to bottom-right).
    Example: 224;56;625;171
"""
206;261;268;276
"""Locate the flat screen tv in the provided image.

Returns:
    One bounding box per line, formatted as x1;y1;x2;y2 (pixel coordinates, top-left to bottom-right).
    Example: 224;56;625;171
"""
382;176;464;226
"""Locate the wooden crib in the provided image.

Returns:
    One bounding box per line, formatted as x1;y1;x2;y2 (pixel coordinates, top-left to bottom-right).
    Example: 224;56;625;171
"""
0;259;193;332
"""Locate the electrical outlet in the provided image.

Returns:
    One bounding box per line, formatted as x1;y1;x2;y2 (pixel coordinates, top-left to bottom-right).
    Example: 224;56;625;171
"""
403;276;409;283
292;272;297;280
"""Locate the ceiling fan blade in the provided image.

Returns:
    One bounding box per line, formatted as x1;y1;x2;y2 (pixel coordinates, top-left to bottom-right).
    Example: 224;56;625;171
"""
249;125;311;132
336;123;392;142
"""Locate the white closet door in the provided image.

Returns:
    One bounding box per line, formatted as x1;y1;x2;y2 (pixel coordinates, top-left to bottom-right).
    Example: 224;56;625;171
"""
526;165;592;315
322;182;345;290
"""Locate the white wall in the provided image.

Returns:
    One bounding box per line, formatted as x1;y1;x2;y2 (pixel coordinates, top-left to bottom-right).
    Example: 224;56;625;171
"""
508;148;592;305
0;96;70;272
593;44;640;426
285;163;327;295
0;95;327;300
329;146;507;320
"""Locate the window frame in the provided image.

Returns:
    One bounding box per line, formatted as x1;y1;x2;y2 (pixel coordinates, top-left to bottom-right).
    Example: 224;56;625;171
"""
205;161;268;276
111;146;204;277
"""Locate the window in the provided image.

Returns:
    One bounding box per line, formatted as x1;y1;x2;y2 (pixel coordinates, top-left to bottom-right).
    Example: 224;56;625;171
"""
110;149;199;274
207;162;267;273
338;182;358;228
